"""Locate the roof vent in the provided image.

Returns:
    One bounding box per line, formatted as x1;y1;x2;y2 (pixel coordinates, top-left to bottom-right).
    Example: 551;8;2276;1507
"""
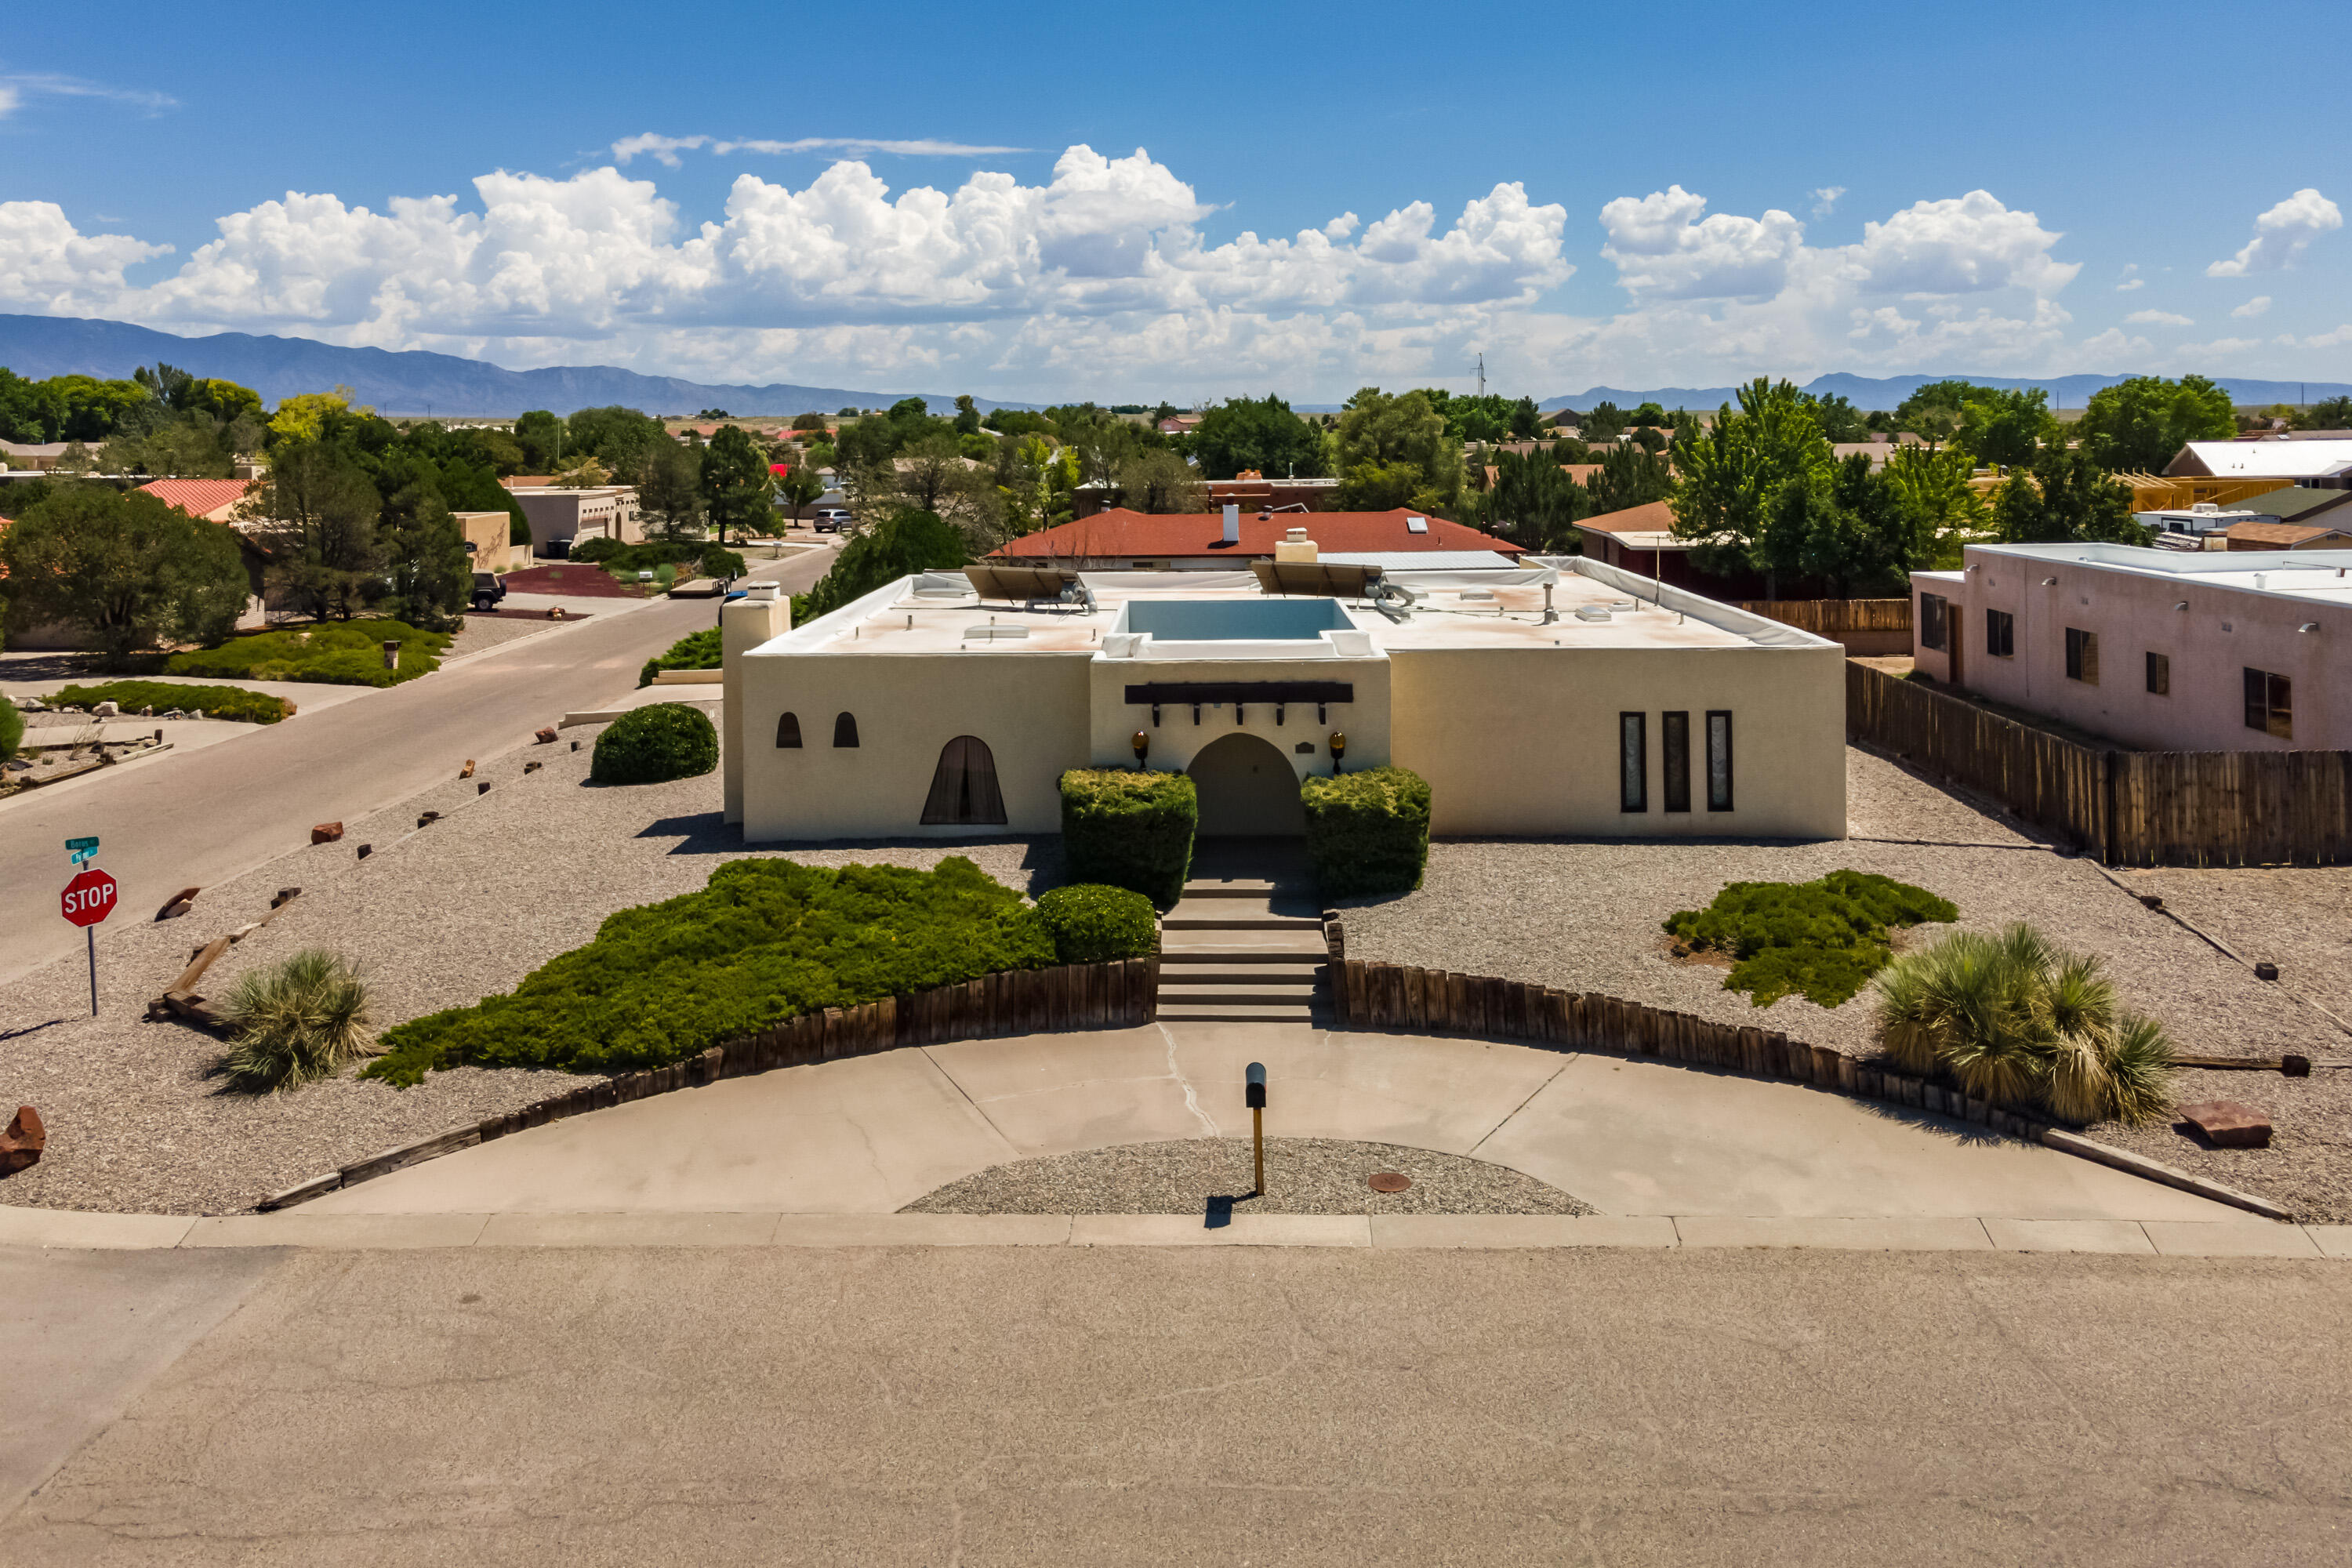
963;624;1030;641
1574;604;1613;622
1406;516;1428;534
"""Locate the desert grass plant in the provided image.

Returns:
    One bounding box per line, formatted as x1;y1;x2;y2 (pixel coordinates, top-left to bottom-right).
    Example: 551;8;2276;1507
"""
1872;924;2175;1125
219;949;377;1091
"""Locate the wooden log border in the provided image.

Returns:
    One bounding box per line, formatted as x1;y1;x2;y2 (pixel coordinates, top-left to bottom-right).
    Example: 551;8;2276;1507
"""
259;956;1159;1211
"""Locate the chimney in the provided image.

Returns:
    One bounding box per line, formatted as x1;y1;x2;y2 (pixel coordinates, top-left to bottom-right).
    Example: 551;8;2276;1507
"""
1221;503;1240;546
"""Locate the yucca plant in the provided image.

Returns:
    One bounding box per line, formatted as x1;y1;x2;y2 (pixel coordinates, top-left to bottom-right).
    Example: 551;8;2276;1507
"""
220;949;377;1092
1871;924;2176;1126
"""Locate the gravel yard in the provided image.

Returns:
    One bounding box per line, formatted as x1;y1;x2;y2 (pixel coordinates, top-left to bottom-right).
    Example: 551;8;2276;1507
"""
1338;746;2352;1223
441;612;579;661
903;1138;1593;1217
0;736;1058;1217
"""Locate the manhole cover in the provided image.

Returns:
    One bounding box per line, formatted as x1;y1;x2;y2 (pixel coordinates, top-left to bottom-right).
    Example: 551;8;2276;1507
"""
1367;1171;1412;1193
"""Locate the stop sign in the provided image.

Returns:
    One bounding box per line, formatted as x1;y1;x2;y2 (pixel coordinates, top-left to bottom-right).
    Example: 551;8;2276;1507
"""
61;867;118;927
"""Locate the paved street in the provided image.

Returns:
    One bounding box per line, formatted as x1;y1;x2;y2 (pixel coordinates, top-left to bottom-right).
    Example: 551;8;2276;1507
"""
5;1242;2346;1564
0;543;835;985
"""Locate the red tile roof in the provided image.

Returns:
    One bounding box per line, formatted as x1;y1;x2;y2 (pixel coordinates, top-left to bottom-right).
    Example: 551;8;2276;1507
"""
1573;501;1679;539
136;478;257;519
991;508;1523;561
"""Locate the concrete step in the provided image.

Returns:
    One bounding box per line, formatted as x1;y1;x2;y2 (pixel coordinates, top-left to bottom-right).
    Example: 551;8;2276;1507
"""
1181;879;1282;898
1163;898;1323;931
1161;929;1330;956
1156;1003;1321;1024
1159;989;1321;1008
1154;963;1324;985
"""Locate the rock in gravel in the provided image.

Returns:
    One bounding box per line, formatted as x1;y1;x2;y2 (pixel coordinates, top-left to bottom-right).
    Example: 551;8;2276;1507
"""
0;1105;45;1172
311;822;343;844
535;726;557;743
2178;1101;2272;1149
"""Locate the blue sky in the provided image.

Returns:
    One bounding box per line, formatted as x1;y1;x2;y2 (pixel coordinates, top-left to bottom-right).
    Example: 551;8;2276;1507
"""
4;0;2346;402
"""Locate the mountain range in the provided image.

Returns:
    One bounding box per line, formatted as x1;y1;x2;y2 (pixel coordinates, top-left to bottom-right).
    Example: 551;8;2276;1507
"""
0;314;1036;417
1536;372;2352;414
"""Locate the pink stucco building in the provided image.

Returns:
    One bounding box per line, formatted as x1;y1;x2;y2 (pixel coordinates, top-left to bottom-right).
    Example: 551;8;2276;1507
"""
1910;543;2352;752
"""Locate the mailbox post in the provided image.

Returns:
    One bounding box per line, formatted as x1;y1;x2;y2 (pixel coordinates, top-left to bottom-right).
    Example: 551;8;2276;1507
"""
1245;1062;1267;1196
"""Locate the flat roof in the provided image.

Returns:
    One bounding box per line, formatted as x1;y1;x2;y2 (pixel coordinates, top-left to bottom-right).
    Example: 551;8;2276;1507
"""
753;563;1812;660
1961;540;2352;608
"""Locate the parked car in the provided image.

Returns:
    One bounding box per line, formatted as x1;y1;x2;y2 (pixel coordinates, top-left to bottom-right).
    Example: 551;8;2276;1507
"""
470;572;508;611
812;506;851;533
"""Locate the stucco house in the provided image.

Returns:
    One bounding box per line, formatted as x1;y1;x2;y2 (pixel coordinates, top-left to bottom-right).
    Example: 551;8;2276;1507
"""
719;555;1848;844
992;506;1523;571
1910;541;2352;751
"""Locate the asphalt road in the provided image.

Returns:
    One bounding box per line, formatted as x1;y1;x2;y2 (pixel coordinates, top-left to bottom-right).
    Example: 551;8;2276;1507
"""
0;543;837;986
5;1244;2346;1563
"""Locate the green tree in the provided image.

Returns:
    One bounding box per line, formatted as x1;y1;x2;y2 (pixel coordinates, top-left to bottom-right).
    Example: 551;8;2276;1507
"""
1333;387;1458;506
1991;448;2147;545
698;425;773;544
638;440;706;541
562;406;665;478
0;368;70;441
376;468;470;630
2293;394;2352;430
248;441;386;621
1955;387;2058;469
1758;455;1931;597
513;409;565;471
1580;401;1627;441
798;508;970;619
791;412;830;433
1585;444;1675;515
1668;379;1831;582
1186;394;1325;480
953;394;982;436
1114;448;1206;513
2074;375;2237;473
1802;392;1870;443
775;463;825;526
0;485;249;666
1486;449;1592;550
1882;444;1986;564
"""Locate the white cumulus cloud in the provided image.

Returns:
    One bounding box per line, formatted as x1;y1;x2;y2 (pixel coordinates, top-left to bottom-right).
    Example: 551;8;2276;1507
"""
2208;188;2341;276
1599;186;1803;299
612;132;1029;167
2124;309;2194;326
1810;186;1845;216
2231;295;2271;318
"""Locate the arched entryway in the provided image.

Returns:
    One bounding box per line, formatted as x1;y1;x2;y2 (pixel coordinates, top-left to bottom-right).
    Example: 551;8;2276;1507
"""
1188;732;1305;836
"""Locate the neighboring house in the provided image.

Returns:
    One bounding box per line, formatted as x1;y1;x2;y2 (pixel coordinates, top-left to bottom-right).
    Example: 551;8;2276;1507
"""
2162;438;2352;487
2135;503;2278;545
2223;520;2352;551
503;483;641;552
2229;486;2352;528
1073;475;1340;517
1830;433;1929;469
1909;541;2352;751
0;440;70;471
456;510;521;572
1156;413;1203;435
717;558;1846;844
990;506;1523;569
137;477;260;524
1574;502;1773;599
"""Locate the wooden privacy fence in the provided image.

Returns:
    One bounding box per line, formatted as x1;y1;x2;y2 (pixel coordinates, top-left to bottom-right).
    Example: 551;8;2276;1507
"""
1847;659;2352;866
1326;953;2050;1142
1739;597;1913;654
264;957;1158;1208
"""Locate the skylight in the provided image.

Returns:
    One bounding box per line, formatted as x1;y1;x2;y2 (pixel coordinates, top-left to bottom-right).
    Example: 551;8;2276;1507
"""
1406;515;1428;534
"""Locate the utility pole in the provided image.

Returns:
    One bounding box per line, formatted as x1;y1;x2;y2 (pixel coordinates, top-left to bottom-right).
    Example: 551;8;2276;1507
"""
1475;352;1486;401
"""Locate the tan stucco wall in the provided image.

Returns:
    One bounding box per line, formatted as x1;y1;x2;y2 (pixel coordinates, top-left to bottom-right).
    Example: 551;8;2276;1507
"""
456;511;516;572
1388;644;1847;839
1086;655;1391;782
739;648;1093;840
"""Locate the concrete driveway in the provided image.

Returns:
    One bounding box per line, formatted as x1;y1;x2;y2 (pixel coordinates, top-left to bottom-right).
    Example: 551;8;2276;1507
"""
304;1022;2242;1224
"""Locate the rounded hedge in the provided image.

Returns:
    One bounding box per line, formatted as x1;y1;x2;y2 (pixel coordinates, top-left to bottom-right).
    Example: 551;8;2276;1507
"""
1035;884;1160;964
591;702;719;785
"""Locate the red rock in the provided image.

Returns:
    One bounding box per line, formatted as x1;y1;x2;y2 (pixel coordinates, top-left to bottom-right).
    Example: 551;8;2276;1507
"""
535;727;558;744
0;1105;44;1173
2178;1100;2272;1149
310;822;343;844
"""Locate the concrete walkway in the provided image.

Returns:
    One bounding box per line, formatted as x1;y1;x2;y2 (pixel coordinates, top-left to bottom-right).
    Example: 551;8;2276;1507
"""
292;1021;2253;1227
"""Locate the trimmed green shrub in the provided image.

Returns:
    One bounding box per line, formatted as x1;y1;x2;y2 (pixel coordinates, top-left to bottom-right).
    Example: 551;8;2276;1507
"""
638;626;724;688
220;949;376;1091
1302;765;1431;900
162;620;450;688
0;693;21;763
1665;870;1956;1008
1036;884;1159;964
1875;924;2176;1126
590;702;717;784
366;857;1058;1083
699;546;746;580
47;681;294;724
1061;768;1197;909
568;535;626;563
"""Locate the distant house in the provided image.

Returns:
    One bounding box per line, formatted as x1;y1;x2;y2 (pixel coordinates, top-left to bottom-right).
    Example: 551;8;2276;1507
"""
1073;474;1339;517
990;506;1523;570
0;440;71;471
2163;438;2352;487
502;481;641;552
1156;413;1203;435
136;477;260;524
2223;519;2352;550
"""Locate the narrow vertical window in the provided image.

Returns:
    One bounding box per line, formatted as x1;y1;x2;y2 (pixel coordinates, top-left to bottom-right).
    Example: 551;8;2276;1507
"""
775;712;802;748
2244;668;2292;739
2064;627;2099;684
833;712;860;748
2144;652;2169;696
1986;608;2014;657
920;736;1007;826
1919;593;1947;652
1619;712;1647;813
1661;711;1691;813
1705;711;1734;811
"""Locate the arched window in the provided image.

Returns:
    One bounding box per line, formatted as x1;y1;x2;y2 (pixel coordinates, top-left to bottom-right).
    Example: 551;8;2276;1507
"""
775;712;802;748
833;712;859;748
920;736;1007;826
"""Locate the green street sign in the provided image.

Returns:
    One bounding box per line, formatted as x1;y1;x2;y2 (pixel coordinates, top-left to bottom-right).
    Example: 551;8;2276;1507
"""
66;837;99;853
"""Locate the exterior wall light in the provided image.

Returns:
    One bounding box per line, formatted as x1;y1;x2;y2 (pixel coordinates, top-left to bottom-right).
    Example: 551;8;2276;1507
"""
2040;576;2059;586
1132;730;1149;767
2174;601;2189;612
2299;622;2321;634
1329;731;1347;775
